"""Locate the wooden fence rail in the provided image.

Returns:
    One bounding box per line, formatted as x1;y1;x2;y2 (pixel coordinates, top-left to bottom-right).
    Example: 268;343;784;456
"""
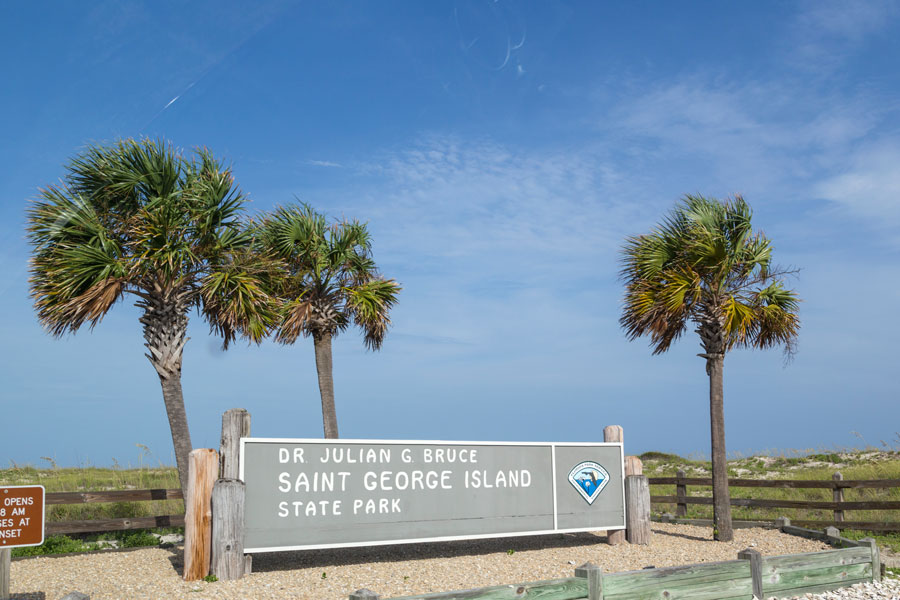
649;471;900;531
43;488;183;536
650;495;900;510
46;488;183;504
649;476;900;489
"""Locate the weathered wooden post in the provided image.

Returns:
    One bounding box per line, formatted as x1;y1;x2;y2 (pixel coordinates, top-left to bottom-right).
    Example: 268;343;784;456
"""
832;472;844;523
675;469;687;517
575;562;603;600
0;547;9;600
349;590;380;600
737;548;763;600
860;537;881;583
210;478;250;580
212;408;252;580
603;425;625;545
625;475;651;544
775;516;790;531
624;455;642;476
220;408;251;480
184;448;218;581
825;525;841;544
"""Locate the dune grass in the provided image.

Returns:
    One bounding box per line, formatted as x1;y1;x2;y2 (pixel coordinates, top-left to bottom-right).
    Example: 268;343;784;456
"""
0;456;182;524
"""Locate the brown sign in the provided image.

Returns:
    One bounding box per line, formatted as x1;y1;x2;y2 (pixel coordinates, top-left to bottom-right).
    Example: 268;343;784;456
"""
0;485;45;548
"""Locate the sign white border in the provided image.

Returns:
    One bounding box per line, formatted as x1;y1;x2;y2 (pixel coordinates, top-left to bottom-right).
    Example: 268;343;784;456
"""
0;484;45;549
239;438;625;553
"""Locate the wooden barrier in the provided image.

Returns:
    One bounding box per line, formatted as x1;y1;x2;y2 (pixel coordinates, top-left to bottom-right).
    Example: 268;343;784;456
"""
774;517;881;583
650;472;900;531
5;488;186;536
363;575;591;600
652;495;900;510
657;514;900;532
763;548;873;597
47;514;185;535
356;540;882;600
602;558;752;600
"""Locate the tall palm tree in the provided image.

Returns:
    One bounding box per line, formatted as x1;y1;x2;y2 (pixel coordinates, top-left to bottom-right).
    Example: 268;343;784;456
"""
619;194;799;541
27;139;273;493
255;203;400;438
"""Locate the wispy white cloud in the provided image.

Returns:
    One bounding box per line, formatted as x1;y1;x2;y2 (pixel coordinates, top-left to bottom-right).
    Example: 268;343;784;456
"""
796;0;896;43
361;135;636;264
307;159;342;168
338;135;637;353
817;140;900;233
788;0;899;72
605;73;892;240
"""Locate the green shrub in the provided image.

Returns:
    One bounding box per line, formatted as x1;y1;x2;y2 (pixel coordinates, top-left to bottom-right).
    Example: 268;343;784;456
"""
121;530;159;548
11;535;98;557
640;451;684;462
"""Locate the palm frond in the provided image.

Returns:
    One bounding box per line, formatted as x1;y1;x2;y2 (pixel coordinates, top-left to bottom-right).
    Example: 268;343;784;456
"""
344;279;401;350
274;298;313;344
201;263;277;348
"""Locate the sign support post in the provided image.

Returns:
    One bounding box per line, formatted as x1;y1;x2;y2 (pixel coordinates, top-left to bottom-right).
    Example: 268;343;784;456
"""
1;547;9;600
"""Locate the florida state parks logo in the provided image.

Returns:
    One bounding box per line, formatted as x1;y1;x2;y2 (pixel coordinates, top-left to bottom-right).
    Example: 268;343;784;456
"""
567;461;609;505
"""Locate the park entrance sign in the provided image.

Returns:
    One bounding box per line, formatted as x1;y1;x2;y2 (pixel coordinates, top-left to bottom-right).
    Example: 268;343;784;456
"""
239;439;624;552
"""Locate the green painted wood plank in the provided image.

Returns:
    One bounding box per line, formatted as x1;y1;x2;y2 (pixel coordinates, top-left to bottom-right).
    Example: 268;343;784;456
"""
605;575;752;600
781;524;828;541
387;577;588;600
604;561;751;599
763;562;872;594
763;577;869;599
763;548;871;573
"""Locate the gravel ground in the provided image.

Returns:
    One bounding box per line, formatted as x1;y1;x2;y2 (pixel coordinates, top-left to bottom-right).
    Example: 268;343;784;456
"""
6;524;890;600
782;580;900;600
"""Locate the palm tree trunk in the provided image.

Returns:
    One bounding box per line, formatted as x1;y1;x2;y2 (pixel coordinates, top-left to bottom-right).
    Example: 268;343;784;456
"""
707;353;734;542
139;293;192;494
158;374;193;494
313;331;339;439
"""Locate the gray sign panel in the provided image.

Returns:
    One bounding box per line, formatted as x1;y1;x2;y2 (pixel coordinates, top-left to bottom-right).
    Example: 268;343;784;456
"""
240;439;624;552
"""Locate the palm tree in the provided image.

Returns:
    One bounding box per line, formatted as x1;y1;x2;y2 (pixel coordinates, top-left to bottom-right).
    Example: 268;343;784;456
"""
27;139;273;493
255;203;400;438
619;194;799;541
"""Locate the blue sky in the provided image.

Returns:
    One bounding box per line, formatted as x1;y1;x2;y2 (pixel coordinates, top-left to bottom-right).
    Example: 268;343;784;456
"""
2;1;899;468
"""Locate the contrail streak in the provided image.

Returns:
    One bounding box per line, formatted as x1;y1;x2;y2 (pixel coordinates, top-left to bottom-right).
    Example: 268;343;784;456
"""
163;80;197;110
